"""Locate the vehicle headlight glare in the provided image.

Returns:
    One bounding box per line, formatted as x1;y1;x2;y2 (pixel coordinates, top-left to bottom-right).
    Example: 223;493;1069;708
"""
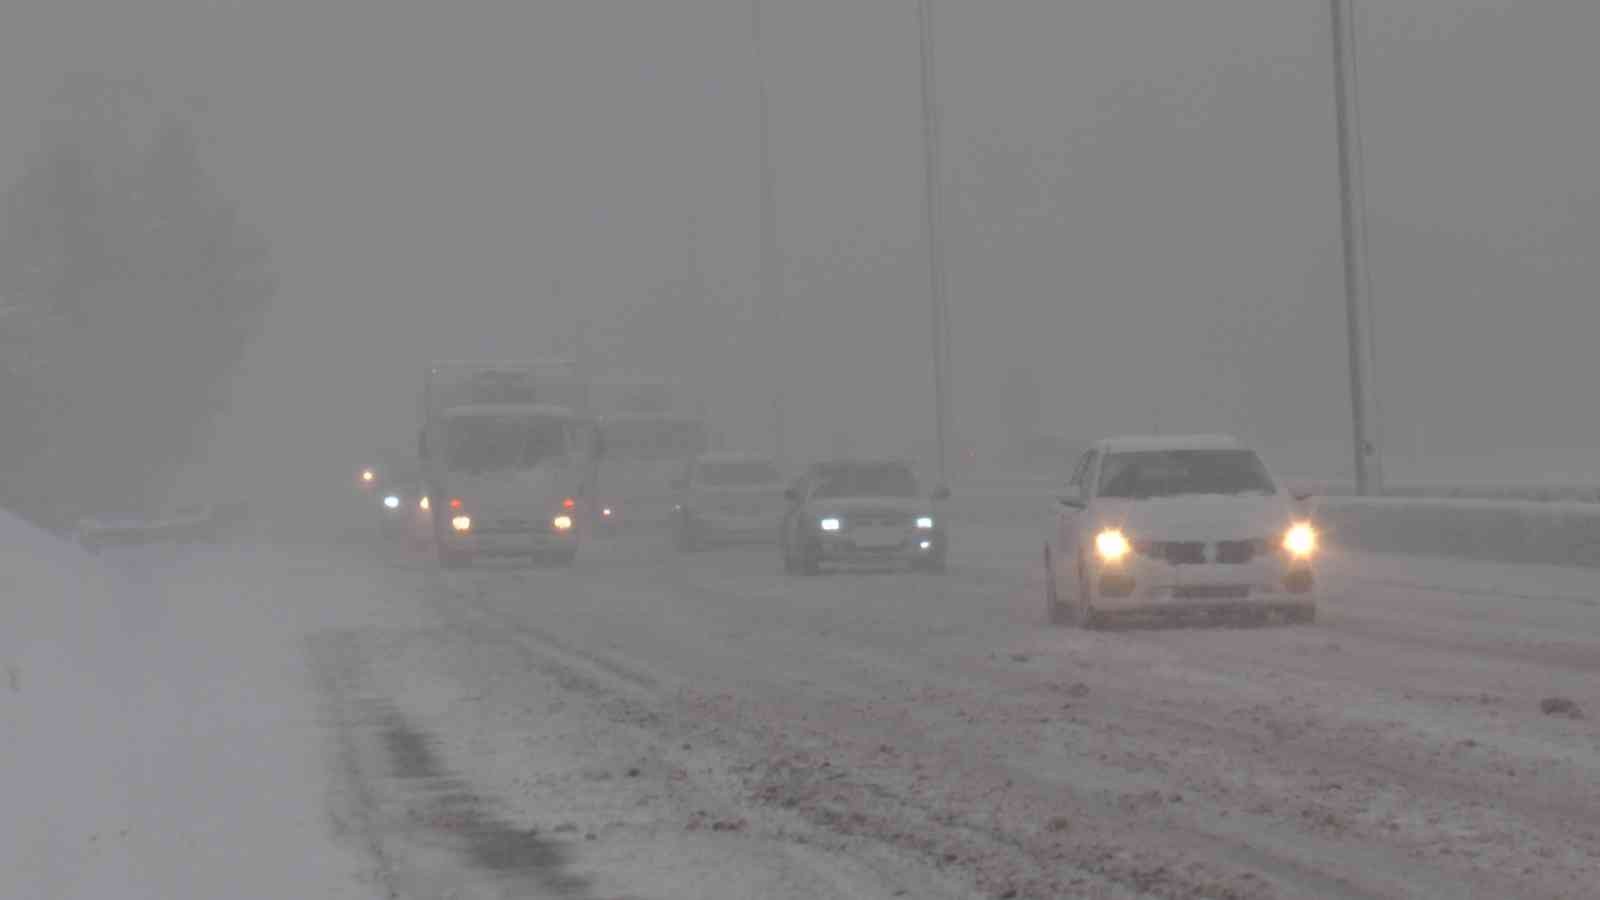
1283;522;1317;558
916;516;935;530
552;514;574;532
819;517;841;532
451;515;472;533
383;495;400;510
1095;528;1132;563
419;496;431;511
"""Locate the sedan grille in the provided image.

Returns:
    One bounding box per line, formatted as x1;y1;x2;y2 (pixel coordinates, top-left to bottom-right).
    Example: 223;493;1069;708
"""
1137;541;1207;565
1215;539;1271;565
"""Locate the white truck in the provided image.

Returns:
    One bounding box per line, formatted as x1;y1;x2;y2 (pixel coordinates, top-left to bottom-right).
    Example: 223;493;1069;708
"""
418;361;598;567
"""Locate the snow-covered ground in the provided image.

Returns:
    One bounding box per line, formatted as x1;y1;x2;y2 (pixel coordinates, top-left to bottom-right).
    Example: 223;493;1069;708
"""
2;513;383;899
6;510;1597;898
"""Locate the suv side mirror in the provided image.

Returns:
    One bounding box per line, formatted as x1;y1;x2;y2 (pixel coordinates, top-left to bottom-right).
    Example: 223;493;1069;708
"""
931;485;951;501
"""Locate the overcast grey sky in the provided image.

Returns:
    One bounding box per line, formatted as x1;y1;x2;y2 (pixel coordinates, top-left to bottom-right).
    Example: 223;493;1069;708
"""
4;0;1597;502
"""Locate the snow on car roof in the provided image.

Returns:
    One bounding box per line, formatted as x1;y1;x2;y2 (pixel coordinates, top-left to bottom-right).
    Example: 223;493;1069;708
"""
441;402;577;419
1094;434;1246;453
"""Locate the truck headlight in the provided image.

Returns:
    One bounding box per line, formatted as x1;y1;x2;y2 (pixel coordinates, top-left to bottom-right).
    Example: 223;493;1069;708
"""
1095;528;1131;564
916;516;935;530
819;517;841;532
1283;522;1317;558
451;515;472;533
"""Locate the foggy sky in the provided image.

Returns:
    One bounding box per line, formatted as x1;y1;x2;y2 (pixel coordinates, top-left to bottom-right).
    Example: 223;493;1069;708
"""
4;0;1597;508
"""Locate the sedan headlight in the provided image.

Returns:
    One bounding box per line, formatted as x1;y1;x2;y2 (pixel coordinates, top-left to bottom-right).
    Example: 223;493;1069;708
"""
818;517;842;532
552;514;574;532
1283;522;1317;558
383;495;401;510
451;514;472;533
1094;528;1132;564
915;516;935;530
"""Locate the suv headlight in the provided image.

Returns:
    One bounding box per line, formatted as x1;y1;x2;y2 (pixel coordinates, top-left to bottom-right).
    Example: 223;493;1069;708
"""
915;516;935;530
451;514;472;533
819;517;842;532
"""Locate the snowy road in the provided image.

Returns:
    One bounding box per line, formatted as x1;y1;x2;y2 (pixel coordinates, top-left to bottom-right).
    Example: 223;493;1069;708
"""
275;521;1599;899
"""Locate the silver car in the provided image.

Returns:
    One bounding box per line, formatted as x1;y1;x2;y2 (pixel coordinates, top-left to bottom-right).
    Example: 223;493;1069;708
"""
780;459;949;574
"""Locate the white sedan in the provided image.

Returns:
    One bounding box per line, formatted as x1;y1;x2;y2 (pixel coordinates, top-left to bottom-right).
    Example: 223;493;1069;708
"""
1044;435;1318;628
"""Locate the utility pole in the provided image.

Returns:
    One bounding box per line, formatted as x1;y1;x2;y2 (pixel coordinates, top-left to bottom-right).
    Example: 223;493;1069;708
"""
1329;0;1383;495
917;0;952;486
754;0;786;465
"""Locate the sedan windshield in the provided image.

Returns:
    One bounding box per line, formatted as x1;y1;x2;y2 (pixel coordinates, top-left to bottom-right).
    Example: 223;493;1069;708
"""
1097;449;1276;499
446;416;569;473
812;463;919;499
698;461;781;486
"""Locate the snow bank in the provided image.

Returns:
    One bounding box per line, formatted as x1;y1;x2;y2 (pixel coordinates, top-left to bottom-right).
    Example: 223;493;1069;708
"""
1;509;148;898
2;510;377;899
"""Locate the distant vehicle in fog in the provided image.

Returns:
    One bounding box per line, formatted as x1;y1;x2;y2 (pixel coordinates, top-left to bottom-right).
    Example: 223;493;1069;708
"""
780;458;949;575
671;453;787;550
1044;435;1318;629
583;375;708;536
418;363;598;568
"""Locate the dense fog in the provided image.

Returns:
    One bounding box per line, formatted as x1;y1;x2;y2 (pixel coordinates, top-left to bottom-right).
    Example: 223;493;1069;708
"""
4;0;1598;524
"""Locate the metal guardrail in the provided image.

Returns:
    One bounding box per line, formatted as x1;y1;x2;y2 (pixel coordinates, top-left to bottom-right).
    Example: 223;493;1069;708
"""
941;477;1600;569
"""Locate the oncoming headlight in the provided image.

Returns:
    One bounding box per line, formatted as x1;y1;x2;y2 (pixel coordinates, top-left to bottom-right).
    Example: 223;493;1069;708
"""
1283;522;1317;558
552;514;574;532
916;516;935;530
383;495;400;510
419;496;431;511
451;515;472;533
1095;528;1132;564
819;517;842;532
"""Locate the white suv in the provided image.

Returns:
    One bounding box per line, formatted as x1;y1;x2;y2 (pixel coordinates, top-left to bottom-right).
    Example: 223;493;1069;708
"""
1044;435;1318;628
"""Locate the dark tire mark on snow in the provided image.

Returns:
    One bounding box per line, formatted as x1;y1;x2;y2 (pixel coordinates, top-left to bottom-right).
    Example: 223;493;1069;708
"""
378;709;595;897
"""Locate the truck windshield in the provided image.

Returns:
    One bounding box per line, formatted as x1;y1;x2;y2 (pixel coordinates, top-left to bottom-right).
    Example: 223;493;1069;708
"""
602;418;708;461
698;461;781;486
1097;449;1276;499
445;416;569;473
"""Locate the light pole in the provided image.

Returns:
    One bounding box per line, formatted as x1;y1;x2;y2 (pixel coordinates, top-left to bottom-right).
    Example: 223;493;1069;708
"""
916;0;952;486
754;0;785;465
1329;0;1383;495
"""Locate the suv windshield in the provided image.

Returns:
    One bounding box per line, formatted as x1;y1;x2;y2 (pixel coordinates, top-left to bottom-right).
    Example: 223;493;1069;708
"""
1097;449;1276;499
698;461;781;486
446;416;569;473
812;463;919;499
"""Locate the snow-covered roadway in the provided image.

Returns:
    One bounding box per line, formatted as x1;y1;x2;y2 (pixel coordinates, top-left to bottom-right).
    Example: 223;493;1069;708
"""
319;524;1598;898
9;511;1596;898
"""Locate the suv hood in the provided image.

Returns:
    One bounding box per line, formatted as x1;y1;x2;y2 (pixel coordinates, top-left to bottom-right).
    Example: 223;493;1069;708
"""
1093;494;1298;541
